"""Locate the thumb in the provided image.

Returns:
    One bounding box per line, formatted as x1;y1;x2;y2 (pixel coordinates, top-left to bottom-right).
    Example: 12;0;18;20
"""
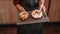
43;6;46;11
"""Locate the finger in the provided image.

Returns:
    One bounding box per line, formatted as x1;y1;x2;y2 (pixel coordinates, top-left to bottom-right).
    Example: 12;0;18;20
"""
43;6;46;11
42;6;46;11
40;6;43;11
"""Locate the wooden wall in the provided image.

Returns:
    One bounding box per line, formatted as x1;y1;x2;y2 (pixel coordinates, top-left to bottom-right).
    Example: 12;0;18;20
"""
44;0;49;13
0;0;17;24
48;0;60;22
45;0;60;22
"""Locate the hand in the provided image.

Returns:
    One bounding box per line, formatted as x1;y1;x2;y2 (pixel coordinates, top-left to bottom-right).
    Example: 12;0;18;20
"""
39;4;46;11
19;7;27;12
16;4;27;12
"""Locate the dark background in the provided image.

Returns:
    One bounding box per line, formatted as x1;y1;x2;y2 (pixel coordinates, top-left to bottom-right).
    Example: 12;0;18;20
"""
0;24;60;34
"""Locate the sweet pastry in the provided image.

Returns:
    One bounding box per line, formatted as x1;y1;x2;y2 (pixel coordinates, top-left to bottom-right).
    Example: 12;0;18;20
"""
31;10;42;18
19;12;29;20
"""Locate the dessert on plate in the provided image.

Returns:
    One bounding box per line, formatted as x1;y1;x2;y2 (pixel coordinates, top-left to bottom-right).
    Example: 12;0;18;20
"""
19;12;29;20
31;10;43;19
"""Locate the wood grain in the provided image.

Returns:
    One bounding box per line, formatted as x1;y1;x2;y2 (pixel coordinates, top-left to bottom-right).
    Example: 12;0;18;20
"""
44;0;49;13
48;0;60;22
0;26;16;34
0;0;17;24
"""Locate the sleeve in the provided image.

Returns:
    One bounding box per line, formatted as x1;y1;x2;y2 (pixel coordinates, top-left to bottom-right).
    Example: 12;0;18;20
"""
13;0;20;5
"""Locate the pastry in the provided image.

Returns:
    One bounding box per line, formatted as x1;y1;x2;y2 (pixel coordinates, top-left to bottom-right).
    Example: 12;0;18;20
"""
32;10;42;18
19;12;29;20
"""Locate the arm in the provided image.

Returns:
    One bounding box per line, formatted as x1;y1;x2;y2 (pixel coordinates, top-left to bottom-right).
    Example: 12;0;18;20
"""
39;0;44;5
39;0;46;11
13;0;26;12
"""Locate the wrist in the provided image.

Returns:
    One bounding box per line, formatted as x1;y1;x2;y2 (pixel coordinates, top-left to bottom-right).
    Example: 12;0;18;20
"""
19;7;26;12
16;4;26;12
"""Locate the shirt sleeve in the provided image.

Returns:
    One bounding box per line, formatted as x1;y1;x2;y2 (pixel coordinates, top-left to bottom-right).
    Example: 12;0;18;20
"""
13;0;20;5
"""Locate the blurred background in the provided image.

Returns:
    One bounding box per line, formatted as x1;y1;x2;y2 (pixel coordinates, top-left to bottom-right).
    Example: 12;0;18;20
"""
0;0;60;34
45;0;60;22
0;0;17;24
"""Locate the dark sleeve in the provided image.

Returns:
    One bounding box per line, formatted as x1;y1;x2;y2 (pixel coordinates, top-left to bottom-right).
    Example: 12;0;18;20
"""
13;0;20;5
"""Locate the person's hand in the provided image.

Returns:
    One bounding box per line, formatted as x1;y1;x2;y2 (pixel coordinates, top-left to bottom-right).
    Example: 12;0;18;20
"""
16;4;27;12
18;7;27;12
19;7;27;12
39;4;46;11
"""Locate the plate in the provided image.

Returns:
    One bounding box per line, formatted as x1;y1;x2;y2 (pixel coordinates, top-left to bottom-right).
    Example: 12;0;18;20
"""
31;10;43;18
